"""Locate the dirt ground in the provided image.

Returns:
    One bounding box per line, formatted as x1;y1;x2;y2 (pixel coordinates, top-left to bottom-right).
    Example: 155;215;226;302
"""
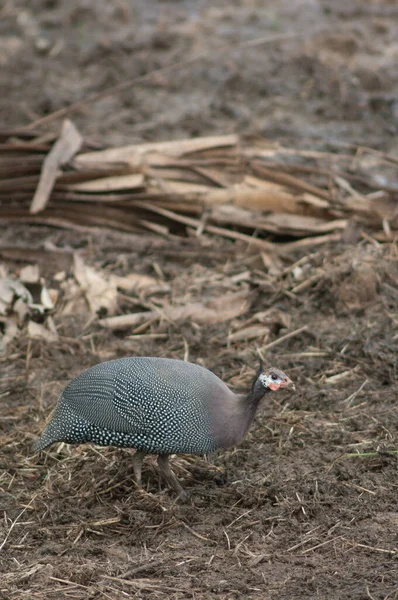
1;0;398;599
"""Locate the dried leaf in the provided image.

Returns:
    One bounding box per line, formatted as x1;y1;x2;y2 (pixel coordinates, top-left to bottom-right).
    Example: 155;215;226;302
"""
73;254;118;316
19;264;40;283
99;290;250;330
76;135;238;166
30;119;83;214
0;278;33;315
110;273;170;295
228;325;270;343
98;311;157;331
40;286;55;310
28;320;59;343
157;181;214;195
13;297;30;325
0;314;18;354
165;290;249;325
299;192;330;210
259;214;347;235
48;289;59;305
67;173;144;193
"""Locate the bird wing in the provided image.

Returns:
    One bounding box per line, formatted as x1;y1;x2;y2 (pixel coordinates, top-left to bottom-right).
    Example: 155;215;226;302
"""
111;370;190;430
61;363;150;435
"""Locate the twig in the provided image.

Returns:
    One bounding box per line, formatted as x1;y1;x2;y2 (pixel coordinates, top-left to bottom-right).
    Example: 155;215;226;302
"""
30;120;82;214
343;450;398;458
282;233;342;250
366;586;377;600
343;379;368;406
259;325;308;353
341;482;376;495
290;272;325;294
0;493;38;552
225;509;254;529
301;535;343;554
223;528;231;551
287;536;318;552
102;576;188;592
120;559;166;579
133;200;277;251
179;521;217;544
343;539;397;555
0;507;28;552
277;352;329;358
48;576;90;590
252;162;332;201
27;30;324;130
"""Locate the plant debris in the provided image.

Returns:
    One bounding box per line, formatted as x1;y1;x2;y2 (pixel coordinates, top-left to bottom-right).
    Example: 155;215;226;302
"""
1;127;396;247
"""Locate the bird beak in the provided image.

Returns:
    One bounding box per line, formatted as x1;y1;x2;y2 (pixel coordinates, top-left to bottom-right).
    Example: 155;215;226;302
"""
282;377;295;391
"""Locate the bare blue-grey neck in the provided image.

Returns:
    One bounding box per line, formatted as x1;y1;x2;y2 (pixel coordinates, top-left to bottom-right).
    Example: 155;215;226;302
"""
245;365;270;411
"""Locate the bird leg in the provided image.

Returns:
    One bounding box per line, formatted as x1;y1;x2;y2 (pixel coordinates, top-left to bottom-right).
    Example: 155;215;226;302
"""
157;454;188;500
132;449;147;485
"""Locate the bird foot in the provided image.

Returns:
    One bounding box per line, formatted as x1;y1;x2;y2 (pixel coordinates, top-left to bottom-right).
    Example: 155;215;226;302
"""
176;489;190;503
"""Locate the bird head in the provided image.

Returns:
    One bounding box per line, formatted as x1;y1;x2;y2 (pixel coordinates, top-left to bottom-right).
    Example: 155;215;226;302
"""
257;362;295;392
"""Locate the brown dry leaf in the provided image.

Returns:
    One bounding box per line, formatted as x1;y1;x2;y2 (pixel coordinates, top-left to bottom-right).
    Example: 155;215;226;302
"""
54;271;66;282
325;370;353;385
153;180;214;195
259;214;348;235
210;204;262;228
0;278;33;315
260;252;284;276
13;297;30;325
208;205;346;236
40;285;55;310
67;257;166;316
111;273;170;295
204;183;330;222
72;254;118;316
30;119;83;214
133;200;277;252
99;289;250;331
47;288;59;306
19;264;40;283
345;191;395;221
67;173;144;193
0;314;18;354
166;289;250;325
61;280;90;315
98;311;157;331
254;308;291;329
148;167;203;184
299;192;330;210
0;279;16;314
237;179;302;212
251;162;331;201
228;325;270;343
76;135;238;167
27;320;59;343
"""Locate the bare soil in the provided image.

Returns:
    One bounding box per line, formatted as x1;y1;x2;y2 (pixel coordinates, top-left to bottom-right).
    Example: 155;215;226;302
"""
1;1;398;599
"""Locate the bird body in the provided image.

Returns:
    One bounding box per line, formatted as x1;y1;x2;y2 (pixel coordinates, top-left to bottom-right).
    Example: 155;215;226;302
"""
35;357;293;496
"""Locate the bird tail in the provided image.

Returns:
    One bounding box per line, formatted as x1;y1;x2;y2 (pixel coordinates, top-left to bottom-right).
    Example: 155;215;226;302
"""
34;403;90;452
34;424;57;451
33;403;65;452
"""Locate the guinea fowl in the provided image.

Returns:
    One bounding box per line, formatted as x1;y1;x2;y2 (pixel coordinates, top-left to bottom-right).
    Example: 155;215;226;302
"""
35;357;294;497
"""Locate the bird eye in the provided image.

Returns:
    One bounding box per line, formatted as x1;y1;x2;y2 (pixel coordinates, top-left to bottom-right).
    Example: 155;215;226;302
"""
271;373;279;381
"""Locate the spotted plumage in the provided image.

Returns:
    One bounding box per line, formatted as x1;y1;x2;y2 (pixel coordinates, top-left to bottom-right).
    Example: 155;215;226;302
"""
35;357;294;496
